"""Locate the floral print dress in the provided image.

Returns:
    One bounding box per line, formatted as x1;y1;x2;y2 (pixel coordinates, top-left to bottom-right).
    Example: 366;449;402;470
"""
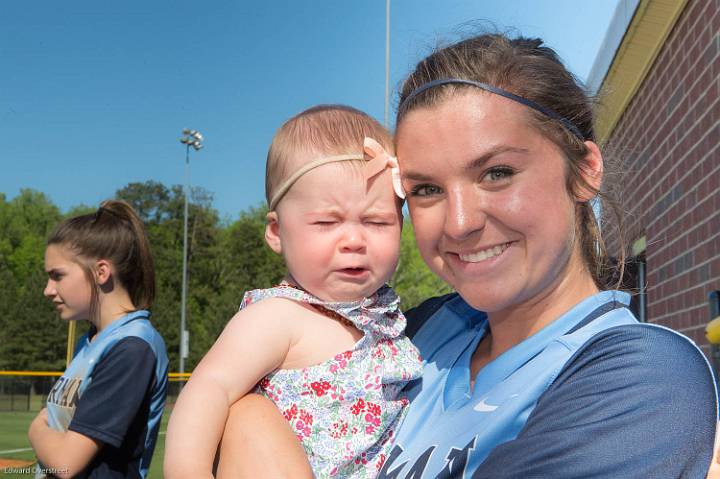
241;283;423;478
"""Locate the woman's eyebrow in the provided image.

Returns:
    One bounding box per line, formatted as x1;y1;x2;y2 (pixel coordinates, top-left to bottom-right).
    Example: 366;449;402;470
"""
401;170;435;182
401;146;529;181
464;146;529;172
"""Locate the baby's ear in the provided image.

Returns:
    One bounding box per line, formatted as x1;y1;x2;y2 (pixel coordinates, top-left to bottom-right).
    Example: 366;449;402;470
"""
575;141;604;202
264;211;283;254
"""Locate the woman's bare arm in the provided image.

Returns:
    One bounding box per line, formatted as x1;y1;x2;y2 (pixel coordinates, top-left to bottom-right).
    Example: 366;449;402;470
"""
215;393;313;479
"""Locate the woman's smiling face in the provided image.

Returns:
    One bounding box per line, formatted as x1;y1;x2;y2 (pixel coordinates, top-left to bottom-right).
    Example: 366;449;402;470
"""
396;91;587;315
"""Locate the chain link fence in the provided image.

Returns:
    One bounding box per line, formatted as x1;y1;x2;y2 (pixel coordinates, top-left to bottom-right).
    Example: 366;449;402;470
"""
0;372;189;412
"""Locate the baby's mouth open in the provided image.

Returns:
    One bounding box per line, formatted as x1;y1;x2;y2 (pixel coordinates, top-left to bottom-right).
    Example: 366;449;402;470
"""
338;267;369;276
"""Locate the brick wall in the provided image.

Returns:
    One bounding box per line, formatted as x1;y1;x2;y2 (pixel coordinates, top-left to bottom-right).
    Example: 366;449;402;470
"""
606;0;719;356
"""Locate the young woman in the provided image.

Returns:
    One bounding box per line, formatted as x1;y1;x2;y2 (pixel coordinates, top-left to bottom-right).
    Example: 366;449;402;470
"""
380;33;717;478
30;200;168;479
213;33;718;478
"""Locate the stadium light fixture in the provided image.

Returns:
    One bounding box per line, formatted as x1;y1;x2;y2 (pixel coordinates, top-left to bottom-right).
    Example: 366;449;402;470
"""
178;128;204;380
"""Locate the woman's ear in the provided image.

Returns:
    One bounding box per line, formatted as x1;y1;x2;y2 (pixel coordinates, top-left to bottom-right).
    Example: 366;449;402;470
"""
575;141;604;202
265;211;283;254
94;259;112;286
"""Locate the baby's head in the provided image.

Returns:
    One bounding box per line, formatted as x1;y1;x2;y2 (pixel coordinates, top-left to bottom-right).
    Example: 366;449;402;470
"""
264;105;402;302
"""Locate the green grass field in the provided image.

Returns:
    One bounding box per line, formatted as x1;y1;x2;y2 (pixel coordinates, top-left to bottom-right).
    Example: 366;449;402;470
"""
0;409;170;478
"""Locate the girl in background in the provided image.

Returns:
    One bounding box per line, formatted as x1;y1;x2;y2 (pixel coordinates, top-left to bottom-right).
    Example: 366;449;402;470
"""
30;200;168;479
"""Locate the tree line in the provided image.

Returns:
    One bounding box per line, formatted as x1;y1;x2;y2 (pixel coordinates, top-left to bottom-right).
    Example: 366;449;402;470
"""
0;182;450;372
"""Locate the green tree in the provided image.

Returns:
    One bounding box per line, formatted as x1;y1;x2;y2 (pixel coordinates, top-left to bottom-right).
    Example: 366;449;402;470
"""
0;184;452;373
391;220;452;310
0;190;66;370
117;181;224;371
116;180;172;224
201;205;286;347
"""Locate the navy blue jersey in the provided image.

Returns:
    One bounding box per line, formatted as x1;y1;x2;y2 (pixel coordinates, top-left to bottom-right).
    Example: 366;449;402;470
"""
41;311;168;479
383;291;717;478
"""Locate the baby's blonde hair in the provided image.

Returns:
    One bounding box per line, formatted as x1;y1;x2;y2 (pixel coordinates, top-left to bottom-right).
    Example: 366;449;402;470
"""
265;105;393;208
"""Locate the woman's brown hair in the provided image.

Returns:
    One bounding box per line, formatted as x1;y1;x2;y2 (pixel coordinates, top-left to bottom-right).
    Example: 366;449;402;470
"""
48;199;156;319
396;33;626;288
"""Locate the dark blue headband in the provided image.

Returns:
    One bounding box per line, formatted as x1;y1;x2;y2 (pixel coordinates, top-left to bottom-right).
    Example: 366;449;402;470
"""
399;78;585;140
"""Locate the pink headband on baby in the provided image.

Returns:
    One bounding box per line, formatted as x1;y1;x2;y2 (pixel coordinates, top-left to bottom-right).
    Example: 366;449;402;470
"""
269;137;405;210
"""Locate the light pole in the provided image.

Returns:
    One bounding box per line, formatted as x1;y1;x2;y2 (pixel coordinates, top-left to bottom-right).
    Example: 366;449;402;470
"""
179;128;203;379
385;0;391;128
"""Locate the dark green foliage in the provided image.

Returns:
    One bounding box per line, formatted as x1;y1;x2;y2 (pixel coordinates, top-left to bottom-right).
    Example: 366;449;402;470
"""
0;184;448;372
391;221;453;309
0;191;66;370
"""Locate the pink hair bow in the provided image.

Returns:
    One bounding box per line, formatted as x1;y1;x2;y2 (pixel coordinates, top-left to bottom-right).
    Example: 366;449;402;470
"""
363;137;405;199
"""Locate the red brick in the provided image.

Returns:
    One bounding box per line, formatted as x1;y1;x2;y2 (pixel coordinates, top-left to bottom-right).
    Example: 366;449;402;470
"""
606;0;719;331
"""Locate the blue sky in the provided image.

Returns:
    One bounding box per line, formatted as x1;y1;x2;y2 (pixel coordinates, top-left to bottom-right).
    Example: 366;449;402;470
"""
1;1;620;220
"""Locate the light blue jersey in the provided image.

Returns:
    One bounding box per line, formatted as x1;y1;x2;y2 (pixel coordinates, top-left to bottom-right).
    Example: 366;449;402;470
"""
381;291;717;478
41;310;168;479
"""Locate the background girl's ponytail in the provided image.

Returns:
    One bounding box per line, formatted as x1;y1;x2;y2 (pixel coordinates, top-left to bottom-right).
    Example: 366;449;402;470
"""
97;200;156;309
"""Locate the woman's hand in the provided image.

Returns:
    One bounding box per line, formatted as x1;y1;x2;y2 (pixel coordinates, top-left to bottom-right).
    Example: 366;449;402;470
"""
28;408;49;441
28;407;101;479
31;408;48;426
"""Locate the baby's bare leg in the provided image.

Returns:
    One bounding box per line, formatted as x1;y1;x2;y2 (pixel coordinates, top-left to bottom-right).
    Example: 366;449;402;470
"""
215;394;313;479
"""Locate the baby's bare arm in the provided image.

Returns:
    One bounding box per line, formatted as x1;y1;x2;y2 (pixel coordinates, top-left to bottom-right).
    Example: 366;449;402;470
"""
164;299;295;479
